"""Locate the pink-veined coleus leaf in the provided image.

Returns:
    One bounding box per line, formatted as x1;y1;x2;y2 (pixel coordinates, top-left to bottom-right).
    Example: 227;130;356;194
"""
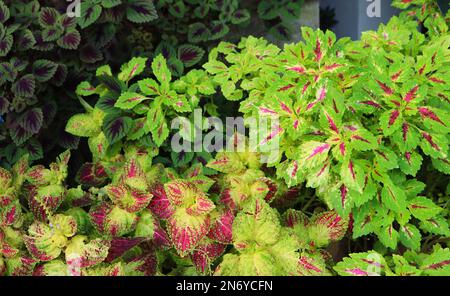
191;240;226;274
105;237;146;263
311;210;349;242
148;183;175;219
207;209;234;244
89;202;138;237
105;184;153;213
76;162;108;187
167;208;211;256
65;235;111;272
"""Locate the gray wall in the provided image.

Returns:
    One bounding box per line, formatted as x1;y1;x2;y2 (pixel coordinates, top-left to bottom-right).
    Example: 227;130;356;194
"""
321;0;401;40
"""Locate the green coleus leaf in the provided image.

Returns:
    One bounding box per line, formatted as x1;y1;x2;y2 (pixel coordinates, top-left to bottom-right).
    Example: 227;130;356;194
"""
407;196;443;221
138;78;159;96
42;26;63;42
381;182;407;213
298;141;331;171
334;251;387;276
420;246;450;276
126;0;158;23
376;223;398;249
115;92;149;109
233;199;281;249
168;0;186;18
398;151;423;176
76;81;97;97
103;116;133;144
391;254;421;276
118;57;148;82
151;54;171;85
399;223;421;251
66;111;103;137
151;119;169;147
78;2;102;29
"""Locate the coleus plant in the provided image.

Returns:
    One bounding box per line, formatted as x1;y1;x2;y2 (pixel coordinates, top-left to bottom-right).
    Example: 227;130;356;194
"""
1;0;449;277
0;0;158;167
203;5;450;253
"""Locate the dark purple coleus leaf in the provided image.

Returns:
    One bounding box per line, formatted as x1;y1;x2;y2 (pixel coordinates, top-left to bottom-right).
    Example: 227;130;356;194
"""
24;138;43;161
12;74;35;98
270;24;290;40
32;60;58;82
0;62;17;82
42;27;63;42
57;30;81;50
0;1;10;23
87;23;116;48
51;64;68;87
0;96;9;115
79;44;103;63
19;108;43;134
0;34;13;57
155;41;176;59
126;0;158;23
95;92;119;112
105;237;146;263
178;44;205;67
231;9;250;24
209;21;229;40
10;124;33;146
58;132;80;149
32;32;54;51
42;101;57;128
60;14;77;29
98;75;124;94
188;23;210;43
103;116;132;144
16;29;36;50
39;7;59;27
